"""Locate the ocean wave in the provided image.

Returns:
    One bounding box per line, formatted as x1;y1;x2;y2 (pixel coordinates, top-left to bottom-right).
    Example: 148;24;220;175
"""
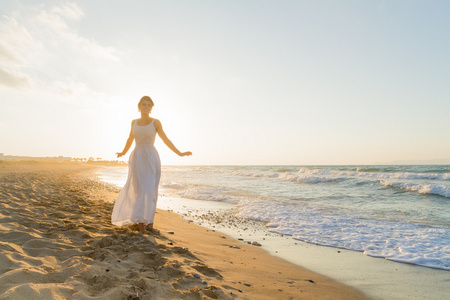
297;168;450;180
380;181;450;198
195;167;450;183
195;168;336;184
229;170;337;184
278;173;337;184
274;168;296;173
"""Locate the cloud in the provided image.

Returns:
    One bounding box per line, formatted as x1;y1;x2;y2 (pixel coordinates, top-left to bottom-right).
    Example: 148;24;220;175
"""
35;4;119;61
0;42;21;64
51;2;84;20
0;16;40;67
0;2;120;93
0;68;30;87
0;16;37;88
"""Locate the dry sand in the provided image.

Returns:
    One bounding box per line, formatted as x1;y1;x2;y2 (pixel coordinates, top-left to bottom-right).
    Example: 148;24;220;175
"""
0;161;368;299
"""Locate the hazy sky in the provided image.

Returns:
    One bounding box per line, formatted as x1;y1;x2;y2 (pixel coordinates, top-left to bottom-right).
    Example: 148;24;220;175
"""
1;0;449;165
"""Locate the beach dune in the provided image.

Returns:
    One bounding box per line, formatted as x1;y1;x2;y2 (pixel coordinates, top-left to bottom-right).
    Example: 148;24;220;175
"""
0;162;367;299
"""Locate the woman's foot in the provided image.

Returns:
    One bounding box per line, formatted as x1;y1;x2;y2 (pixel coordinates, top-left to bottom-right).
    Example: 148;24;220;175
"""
138;223;146;233
146;223;154;230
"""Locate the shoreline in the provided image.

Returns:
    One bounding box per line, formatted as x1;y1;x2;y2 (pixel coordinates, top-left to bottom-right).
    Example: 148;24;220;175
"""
158;195;450;300
96;163;450;299
0;162;367;299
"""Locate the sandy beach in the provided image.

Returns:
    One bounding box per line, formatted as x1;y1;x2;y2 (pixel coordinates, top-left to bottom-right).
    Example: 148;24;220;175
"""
0;161;368;299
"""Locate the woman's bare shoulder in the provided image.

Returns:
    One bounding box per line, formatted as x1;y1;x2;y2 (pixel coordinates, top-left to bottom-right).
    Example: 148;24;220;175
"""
153;118;164;131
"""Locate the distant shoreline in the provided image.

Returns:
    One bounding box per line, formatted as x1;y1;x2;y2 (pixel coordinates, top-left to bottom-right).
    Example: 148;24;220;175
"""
2;155;450;167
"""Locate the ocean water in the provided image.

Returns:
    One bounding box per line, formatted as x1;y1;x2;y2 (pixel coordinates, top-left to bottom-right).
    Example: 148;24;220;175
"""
96;165;450;271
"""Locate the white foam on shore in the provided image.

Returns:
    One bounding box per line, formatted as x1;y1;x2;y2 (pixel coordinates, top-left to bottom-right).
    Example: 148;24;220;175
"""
157;193;450;300
236;199;450;271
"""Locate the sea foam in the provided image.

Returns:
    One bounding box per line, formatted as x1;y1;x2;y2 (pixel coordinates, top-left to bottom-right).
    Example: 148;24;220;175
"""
236;199;450;270
380;181;450;198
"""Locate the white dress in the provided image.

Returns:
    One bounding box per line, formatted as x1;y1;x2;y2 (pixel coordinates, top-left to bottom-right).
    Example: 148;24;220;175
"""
111;119;161;226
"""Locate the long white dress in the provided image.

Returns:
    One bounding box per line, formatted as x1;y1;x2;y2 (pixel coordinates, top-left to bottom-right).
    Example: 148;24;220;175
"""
111;119;161;226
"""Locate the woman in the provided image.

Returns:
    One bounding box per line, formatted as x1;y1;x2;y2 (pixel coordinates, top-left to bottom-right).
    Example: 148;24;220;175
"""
112;96;192;232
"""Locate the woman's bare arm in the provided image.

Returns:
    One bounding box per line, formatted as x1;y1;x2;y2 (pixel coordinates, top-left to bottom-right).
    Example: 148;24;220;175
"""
116;121;135;158
154;119;192;157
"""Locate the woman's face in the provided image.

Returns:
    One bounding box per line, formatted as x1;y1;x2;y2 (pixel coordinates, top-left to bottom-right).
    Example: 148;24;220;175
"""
139;100;153;113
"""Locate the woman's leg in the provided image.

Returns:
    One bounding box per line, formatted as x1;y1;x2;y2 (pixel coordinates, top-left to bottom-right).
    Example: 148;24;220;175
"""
138;223;145;232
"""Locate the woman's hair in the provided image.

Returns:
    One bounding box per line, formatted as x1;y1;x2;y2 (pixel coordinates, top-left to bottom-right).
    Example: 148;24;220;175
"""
138;96;154;110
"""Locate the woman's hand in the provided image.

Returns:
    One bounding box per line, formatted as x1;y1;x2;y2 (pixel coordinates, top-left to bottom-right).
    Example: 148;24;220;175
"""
116;152;125;158
179;151;192;157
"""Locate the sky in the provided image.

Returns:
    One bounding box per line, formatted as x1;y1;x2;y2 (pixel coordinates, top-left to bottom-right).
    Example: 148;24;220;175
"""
1;0;449;165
